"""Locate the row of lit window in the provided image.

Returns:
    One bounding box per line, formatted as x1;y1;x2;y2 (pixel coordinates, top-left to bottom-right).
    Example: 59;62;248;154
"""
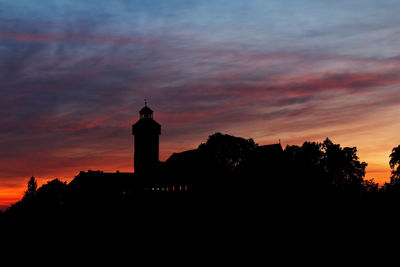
151;185;189;192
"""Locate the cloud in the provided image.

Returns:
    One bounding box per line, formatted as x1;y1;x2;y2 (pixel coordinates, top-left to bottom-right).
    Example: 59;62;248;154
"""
0;30;164;48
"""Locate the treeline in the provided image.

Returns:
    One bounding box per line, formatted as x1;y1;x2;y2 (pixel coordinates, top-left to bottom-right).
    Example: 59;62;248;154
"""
2;132;400;262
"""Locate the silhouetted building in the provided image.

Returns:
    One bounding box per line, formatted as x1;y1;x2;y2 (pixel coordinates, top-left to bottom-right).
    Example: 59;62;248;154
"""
132;103;161;174
166;149;200;167
71;106;283;194
245;143;284;181
250;144;283;166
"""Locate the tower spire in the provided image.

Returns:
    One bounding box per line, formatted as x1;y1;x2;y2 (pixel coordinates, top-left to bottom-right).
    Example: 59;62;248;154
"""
132;103;161;174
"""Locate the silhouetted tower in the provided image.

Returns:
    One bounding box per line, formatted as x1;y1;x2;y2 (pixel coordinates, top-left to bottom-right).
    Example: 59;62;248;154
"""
132;102;161;174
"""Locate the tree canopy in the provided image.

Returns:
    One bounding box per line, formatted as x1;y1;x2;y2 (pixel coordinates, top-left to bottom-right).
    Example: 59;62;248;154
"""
284;138;368;192
198;132;257;173
389;145;400;184
23;176;37;201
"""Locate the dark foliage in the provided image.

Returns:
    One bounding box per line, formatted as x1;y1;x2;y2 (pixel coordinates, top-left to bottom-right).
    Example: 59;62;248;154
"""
283;138;368;195
198;132;257;172
23;176;37;201
389;145;400;184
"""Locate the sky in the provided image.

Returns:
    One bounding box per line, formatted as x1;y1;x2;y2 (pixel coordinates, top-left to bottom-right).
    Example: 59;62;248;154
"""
1;0;400;209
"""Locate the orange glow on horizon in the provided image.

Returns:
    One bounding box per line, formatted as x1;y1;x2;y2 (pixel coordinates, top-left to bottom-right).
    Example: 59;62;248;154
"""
0;160;393;211
0;133;396;211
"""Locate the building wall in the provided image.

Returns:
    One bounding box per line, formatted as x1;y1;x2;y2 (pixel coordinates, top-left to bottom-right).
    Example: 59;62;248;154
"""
134;132;159;173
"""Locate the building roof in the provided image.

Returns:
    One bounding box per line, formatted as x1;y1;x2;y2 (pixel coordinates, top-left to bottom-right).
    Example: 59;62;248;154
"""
132;117;161;135
166;149;199;163
255;144;283;154
139;105;153;115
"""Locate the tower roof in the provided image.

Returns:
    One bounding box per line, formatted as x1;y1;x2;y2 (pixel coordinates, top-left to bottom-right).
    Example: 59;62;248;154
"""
139;105;153;115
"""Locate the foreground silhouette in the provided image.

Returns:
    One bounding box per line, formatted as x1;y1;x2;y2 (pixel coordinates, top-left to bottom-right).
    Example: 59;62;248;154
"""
2;132;400;262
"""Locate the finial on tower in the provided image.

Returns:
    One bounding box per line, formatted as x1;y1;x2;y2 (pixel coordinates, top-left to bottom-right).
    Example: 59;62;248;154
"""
144;98;147;106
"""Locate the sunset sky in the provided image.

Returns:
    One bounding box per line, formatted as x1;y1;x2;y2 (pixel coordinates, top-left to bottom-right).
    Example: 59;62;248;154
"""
1;0;400;209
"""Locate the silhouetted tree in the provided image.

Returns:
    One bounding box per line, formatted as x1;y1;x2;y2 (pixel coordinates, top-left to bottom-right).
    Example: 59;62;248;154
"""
23;176;37;201
198;132;257;173
322;138;367;191
284;138;368;193
284;141;324;187
381;145;400;191
389;145;400;185
36;179;67;208
363;178;378;192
